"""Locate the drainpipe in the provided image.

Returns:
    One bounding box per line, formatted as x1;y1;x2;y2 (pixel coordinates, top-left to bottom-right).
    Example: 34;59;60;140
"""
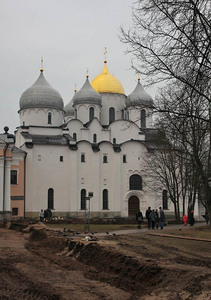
24;154;26;219
3;143;9;212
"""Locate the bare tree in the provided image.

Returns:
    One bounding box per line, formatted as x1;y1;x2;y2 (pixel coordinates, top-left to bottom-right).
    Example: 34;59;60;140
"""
121;0;211;222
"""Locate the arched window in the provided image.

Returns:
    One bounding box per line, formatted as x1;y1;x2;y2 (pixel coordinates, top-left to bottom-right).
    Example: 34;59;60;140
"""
81;154;85;162
109;107;115;124
48;188;54;209
113;138;116;144
89;107;94;121
141;109;146;128
103;189;108;210
129;175;142;190
162;190;168;210
93;134;97;143
103;155;108;163
48;112;52;124
81;189;86;210
75;109;77;119
123;155;127;163
73;133;77;141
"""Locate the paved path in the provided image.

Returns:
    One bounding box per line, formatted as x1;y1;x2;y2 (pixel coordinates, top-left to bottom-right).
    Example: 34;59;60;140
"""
94;221;208;237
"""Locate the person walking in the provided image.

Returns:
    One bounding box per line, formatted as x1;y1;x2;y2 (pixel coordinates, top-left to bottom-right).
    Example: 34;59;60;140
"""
189;210;195;226
136;210;143;229
205;210;209;225
149;209;156;229
158;207;166;230
145;207;152;229
155;209;159;229
39;209;44;222
182;214;188;226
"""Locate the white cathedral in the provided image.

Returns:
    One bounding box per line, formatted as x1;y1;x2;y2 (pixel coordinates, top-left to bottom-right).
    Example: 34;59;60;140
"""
12;58;176;219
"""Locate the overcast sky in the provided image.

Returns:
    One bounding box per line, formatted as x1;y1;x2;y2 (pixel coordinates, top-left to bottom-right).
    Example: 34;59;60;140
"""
0;0;157;133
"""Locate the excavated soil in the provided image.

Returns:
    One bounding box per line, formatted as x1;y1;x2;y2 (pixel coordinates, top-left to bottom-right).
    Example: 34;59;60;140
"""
0;225;211;300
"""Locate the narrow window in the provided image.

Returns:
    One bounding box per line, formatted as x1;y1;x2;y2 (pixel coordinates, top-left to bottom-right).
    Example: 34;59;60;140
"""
11;170;18;185
121;109;124;120
48;188;54;209
129;175;142;190
75;109;77;119
81;154;85;162
113;138;116;144
93;134;97;143
123;155;127;163
103;155;108;163
103;189;108;210
81;189;86;210
163;190;168;210
89;107;94;121
109;107;115;124
141;109;146;128
48;112;52;124
73;133;77;141
60;156;63;162
12;208;18;216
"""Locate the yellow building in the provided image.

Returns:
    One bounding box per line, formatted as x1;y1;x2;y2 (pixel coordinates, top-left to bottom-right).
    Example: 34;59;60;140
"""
0;127;26;220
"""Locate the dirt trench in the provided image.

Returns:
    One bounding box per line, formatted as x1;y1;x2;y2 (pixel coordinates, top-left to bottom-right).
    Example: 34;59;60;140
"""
0;226;211;299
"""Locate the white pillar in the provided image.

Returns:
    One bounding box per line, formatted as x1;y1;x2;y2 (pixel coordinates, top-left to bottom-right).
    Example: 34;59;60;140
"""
4;158;12;212
0;157;4;212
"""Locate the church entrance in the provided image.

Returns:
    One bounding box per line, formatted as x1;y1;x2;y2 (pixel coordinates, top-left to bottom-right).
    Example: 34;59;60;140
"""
128;196;139;217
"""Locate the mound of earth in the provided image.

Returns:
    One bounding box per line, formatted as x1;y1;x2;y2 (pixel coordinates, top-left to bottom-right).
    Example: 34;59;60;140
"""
0;224;210;299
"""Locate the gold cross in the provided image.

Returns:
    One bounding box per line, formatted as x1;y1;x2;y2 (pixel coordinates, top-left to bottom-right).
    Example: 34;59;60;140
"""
104;47;107;61
86;68;89;78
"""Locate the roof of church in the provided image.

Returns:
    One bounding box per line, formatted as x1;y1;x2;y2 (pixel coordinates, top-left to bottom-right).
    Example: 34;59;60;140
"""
126;79;153;107
91;61;125;95
72;77;102;106
21;132;74;145
19;71;64;111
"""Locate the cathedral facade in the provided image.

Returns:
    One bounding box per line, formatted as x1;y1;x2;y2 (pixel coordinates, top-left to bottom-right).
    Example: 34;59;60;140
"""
8;59;175;218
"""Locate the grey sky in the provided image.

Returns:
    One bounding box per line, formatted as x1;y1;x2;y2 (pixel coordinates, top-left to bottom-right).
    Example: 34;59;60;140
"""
0;0;157;133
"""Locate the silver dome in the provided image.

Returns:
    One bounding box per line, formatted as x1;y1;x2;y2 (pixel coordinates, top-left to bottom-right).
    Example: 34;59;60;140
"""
64;99;75;116
126;80;153;108
19;71;64;111
72;77;102;106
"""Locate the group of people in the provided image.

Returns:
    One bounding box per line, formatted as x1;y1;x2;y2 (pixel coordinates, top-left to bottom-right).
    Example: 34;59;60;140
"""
136;207;166;230
39;208;52;222
182;210;195;226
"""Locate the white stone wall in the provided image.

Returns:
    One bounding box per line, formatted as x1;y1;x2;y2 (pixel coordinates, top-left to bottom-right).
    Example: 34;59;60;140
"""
127;107;153;128
100;94;126;125
19;108;64;127
73;104;101;124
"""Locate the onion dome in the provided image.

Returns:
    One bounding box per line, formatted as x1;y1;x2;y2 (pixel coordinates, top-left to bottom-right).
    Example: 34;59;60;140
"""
72;76;102;106
91;60;125;94
126;77;153;108
64;99;74;117
19;70;64;111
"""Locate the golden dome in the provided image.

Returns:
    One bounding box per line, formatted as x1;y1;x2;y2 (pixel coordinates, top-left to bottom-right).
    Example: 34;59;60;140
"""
91;61;125;94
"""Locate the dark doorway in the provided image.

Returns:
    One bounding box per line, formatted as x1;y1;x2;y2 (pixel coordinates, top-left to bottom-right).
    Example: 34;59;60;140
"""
128;196;139;217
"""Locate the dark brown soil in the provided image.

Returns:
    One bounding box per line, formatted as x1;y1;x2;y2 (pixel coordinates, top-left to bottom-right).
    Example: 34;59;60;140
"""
0;224;210;300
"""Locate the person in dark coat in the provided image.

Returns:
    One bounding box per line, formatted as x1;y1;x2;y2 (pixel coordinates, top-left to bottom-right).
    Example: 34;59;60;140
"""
155;209;159;229
145;207;152;229
189;210;195;226
136;210;143;229
149;210;156;229
158;207;166;230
